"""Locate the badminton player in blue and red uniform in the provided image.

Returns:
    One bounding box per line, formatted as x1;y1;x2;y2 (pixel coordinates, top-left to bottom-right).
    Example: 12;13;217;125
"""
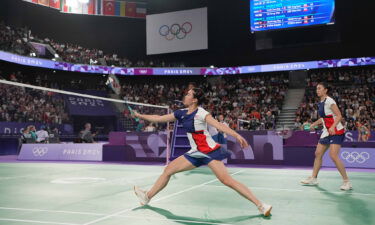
301;82;352;190
133;88;272;216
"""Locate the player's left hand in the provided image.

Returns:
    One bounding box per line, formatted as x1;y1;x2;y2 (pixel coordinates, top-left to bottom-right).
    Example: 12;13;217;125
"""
328;127;336;135
235;135;249;149
131;111;141;119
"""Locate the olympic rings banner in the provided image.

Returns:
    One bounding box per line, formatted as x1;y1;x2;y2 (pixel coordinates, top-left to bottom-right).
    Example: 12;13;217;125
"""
322;147;375;168
146;8;208;55
18;143;104;161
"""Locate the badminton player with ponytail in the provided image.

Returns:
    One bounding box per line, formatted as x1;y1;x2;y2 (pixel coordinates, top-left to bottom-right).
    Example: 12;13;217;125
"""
133;88;272;216
301;82;352;190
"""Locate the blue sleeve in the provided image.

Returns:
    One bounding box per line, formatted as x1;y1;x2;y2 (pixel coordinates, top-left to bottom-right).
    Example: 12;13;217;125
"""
173;109;183;121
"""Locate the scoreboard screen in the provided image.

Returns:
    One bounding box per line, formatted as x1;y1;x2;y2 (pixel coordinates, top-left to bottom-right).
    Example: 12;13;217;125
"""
250;0;335;32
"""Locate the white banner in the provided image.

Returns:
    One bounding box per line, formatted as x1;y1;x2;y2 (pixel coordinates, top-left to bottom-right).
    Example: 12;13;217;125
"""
146;7;208;55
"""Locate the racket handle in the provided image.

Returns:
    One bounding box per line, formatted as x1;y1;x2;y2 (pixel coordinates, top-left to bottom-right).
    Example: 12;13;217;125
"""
127;105;140;122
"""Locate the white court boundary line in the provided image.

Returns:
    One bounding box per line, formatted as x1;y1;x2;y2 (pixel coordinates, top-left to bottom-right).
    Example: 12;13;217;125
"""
82;170;244;225
0;163;165;181
0;165;99;181
0;207;229;225
0;207;103;216
0;207;230;225
0;218;79;225
207;185;375;196
3;166;373;224
2;179;375;224
111;215;231;225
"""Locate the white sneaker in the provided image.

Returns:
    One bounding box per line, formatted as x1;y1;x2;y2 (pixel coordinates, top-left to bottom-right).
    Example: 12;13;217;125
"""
300;177;318;185
134;186;150;206
340;181;353;191
258;203;272;217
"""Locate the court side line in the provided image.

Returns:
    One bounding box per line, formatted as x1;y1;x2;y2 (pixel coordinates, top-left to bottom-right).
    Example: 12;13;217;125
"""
116;215;231;225
207;185;375;196
0;207;230;225
0;218;79;225
0;207;103;216
82;170;245;225
0;165;98;181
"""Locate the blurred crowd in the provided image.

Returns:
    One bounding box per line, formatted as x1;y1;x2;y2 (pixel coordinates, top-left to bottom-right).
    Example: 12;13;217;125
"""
20;124;60;143
3;20;374;134
0;21;184;67
0;22;33;56
0;81;69;124
0;68;288;131
120;73;289;130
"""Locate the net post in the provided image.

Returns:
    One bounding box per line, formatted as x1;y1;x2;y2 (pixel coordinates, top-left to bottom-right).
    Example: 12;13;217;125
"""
166;108;171;165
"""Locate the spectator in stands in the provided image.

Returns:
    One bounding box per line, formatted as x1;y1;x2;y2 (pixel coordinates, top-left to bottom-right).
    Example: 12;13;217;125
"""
371;119;375;131
358;120;371;142
264;111;275;130
250;110;261;121
80;123;95;143
36;125;49;143
248;116;260;131
136;120;145;132
215;114;229;144
28;125;37;143
301;119;312;131
144;122;156;132
48;126;60;143
293;117;302;130
20;126;32;143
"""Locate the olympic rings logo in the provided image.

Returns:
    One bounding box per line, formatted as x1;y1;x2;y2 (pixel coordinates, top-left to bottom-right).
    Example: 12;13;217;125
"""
32;147;48;157
159;22;193;40
341;151;370;164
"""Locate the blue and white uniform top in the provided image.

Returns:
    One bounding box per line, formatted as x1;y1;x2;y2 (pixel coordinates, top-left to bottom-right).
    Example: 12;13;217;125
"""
174;107;221;154
318;96;345;139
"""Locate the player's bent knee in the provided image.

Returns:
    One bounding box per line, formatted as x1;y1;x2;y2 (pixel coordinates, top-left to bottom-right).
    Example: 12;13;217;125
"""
163;166;181;177
162;168;175;177
219;176;234;187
